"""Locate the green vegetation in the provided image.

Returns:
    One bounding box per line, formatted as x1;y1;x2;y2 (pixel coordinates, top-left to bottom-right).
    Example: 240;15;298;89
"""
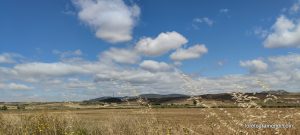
0;106;7;111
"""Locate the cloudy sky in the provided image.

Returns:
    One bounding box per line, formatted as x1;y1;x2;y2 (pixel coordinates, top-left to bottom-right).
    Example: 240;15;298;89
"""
1;0;300;101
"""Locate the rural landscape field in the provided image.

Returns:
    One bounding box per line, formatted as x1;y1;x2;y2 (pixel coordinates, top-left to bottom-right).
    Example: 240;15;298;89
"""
0;108;299;135
1;0;300;134
1;90;300;134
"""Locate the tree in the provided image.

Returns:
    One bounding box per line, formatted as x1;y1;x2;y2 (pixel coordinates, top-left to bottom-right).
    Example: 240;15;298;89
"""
17;105;25;110
193;99;197;106
1;105;8;111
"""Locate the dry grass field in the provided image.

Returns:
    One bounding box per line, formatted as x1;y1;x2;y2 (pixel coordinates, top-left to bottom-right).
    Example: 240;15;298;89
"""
0;108;299;135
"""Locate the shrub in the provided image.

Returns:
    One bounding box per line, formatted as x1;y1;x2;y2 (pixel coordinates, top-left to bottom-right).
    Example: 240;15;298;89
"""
17;105;25;110
0;106;7;111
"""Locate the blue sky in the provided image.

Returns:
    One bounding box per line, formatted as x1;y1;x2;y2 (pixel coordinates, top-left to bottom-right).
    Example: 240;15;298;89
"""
1;0;300;101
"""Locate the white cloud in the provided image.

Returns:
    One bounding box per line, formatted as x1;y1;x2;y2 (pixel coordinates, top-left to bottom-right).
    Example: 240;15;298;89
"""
73;0;140;43
7;83;32;90
14;62;89;77
0;55;14;63
254;27;269;38
5;60;116;80
100;47;140;64
240;59;268;73
290;1;300;13
170;44;208;61
1;51;300;101
268;53;300;70
0;53;22;64
0;83;32;90
135;31;188;56
139;60;172;72
193;17;214;26
263;15;300;48
65;79;96;90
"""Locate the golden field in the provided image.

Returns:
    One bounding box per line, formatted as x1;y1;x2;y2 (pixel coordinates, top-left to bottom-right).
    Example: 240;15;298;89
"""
0;108;299;135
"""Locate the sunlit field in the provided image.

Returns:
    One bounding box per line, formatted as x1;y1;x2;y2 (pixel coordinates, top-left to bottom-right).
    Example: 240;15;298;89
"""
1;104;300;135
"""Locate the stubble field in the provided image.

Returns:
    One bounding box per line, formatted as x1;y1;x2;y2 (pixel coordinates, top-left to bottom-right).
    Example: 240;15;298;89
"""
0;108;299;135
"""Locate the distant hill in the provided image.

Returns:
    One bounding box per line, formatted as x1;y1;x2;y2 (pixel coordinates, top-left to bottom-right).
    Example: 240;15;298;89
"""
85;90;299;105
84;97;123;104
198;90;291;101
85;94;189;104
139;94;189;99
137;94;189;104
260;90;289;95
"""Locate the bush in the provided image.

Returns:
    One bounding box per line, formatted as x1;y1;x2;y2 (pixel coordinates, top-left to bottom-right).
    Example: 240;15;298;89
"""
0;106;7;111
193;99;197;106
17;105;25;110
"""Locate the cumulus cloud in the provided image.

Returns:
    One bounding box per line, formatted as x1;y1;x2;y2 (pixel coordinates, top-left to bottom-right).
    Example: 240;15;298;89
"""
73;0;140;43
263;15;300;48
1;51;300;101
14;62;89;77
11;60;120;80
139;60;172;72
135;31;188;56
197;73;295;94
170;44;208;61
240;59;268;73
33;53;300;94
100;47;140;64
